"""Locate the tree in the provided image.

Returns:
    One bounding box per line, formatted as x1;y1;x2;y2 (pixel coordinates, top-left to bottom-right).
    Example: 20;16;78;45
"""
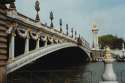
98;34;124;49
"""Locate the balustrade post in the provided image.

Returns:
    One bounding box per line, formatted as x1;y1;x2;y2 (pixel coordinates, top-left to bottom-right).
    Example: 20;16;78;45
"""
36;38;40;49
25;31;30;53
45;37;48;47
50;37;53;44
45;40;48;47
8;22;16;61
9;30;15;61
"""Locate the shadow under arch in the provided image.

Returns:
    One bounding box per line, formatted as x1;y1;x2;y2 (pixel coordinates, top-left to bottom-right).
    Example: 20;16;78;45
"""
7;46;90;83
19;47;89;71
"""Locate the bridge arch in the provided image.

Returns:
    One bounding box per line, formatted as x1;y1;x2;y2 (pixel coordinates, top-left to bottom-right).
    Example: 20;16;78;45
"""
7;44;90;83
7;43;90;74
0;2;91;82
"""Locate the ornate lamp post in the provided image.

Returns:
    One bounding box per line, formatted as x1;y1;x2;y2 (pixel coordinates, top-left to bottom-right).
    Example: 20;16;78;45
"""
77;34;82;45
122;42;125;57
71;28;73;38
59;18;62;33
35;0;40;22
66;24;68;35
75;30;77;39
78;34;80;41
92;23;99;50
50;11;54;28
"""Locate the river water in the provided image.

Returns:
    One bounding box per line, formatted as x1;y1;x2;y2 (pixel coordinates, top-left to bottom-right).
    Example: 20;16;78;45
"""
84;62;125;83
7;62;125;83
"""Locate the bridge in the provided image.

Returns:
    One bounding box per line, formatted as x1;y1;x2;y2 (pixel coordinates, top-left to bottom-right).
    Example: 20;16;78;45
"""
0;1;91;83
91;48;125;62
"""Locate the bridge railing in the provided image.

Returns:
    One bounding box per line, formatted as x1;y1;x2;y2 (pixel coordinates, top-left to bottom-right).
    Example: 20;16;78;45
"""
4;2;90;62
6;9;89;62
77;37;90;50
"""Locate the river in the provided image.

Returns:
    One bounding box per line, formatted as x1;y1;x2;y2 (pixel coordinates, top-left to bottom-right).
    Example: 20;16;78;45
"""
7;62;125;83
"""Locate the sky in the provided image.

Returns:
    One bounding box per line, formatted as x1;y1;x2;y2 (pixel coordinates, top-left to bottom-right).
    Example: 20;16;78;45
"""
15;0;125;45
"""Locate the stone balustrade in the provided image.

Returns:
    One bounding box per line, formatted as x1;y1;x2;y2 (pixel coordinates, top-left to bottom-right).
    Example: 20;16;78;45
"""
6;10;89;62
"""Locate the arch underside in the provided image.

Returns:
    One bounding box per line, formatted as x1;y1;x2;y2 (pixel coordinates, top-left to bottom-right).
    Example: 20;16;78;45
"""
7;43;90;74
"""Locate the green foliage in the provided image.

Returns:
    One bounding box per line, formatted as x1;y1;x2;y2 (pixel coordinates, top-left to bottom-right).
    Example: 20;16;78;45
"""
99;34;124;49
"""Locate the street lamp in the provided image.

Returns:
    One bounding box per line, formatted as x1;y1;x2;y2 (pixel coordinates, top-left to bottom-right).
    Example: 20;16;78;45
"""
50;11;54;28
59;18;62;33
66;24;68;35
35;0;40;22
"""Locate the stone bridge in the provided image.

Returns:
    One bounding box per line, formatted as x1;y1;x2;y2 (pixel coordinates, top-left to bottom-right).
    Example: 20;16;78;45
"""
0;1;90;83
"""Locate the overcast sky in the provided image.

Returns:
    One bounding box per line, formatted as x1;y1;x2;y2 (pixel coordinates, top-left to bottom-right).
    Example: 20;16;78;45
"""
16;0;125;44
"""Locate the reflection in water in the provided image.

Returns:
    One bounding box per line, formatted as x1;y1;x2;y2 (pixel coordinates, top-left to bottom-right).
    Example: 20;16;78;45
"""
7;62;125;83
7;47;125;83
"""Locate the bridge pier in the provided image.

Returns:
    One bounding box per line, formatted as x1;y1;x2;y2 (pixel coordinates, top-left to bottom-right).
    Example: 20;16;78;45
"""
0;5;8;83
100;47;118;83
0;64;7;83
0;1;90;83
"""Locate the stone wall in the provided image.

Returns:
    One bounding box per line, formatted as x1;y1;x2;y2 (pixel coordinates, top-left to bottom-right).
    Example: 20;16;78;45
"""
0;6;8;83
